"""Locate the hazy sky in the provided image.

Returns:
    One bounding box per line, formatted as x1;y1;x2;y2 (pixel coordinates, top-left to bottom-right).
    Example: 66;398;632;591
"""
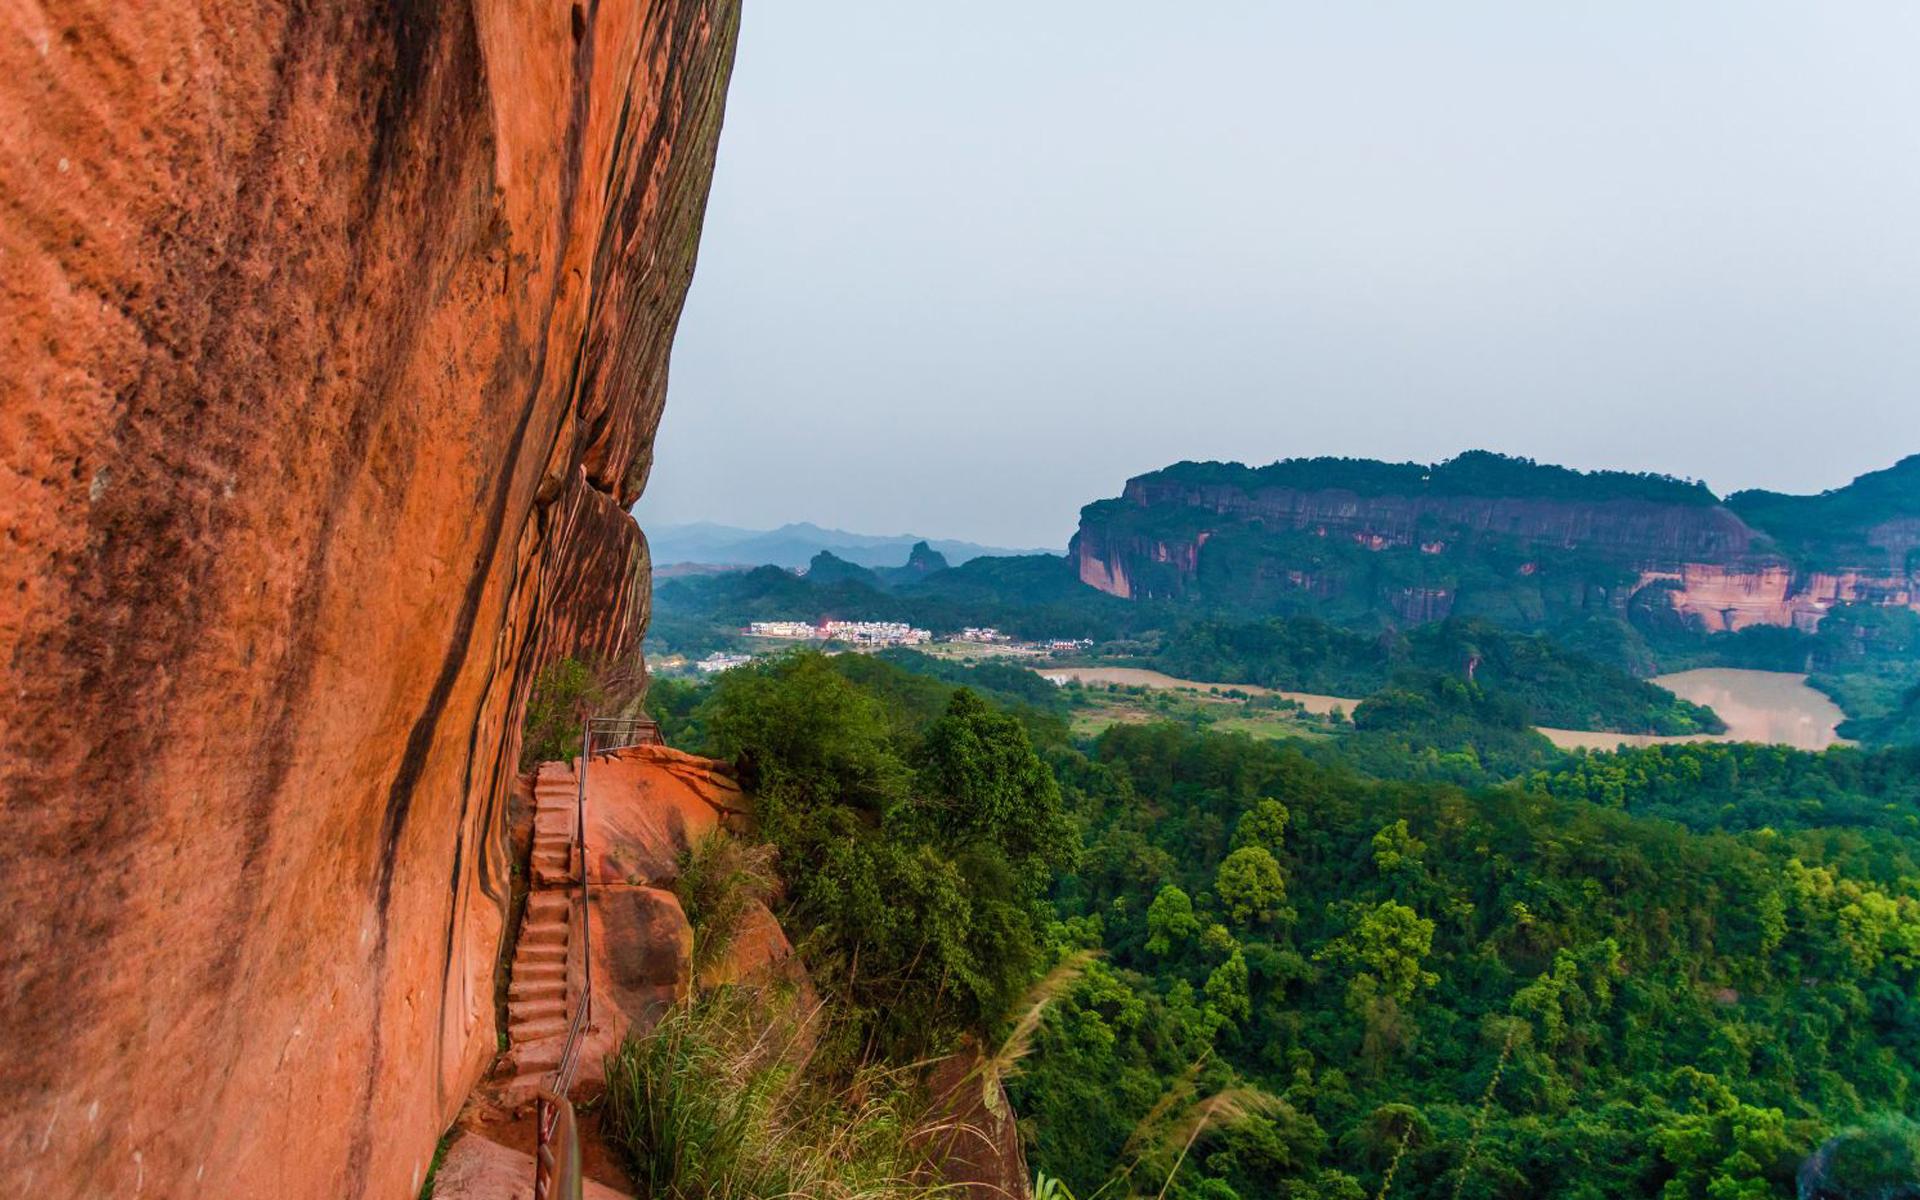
638;1;1920;550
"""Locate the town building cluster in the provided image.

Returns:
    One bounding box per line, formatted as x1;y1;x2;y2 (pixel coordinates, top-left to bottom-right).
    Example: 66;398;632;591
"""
745;618;932;646
673;618;1092;678
954;628;1089;652
746;620;816;639
821;619;932;646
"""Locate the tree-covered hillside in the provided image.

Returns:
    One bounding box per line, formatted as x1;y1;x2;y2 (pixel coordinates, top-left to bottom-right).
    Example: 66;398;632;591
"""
1728;455;1920;571
1019;720;1920;1200
649;553;1139;656
643;650;1920;1199
1072;453;1919;696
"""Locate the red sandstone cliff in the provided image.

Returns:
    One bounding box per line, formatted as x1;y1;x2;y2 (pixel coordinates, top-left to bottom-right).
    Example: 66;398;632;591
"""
1072;464;1920;632
0;3;738;1197
1118;476;1763;563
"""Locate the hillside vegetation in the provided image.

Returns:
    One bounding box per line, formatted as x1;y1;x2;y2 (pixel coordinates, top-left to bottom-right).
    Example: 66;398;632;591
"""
648;650;1920;1199
1728;454;1920;570
1135;451;1719;506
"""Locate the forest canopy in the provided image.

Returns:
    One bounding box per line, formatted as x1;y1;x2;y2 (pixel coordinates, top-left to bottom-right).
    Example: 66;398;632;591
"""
648;649;1920;1200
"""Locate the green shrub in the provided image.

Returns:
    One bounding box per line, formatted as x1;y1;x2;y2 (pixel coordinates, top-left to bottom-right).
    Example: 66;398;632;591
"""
520;657;605;770
1805;1114;1920;1199
674;832;778;975
694;652;1075;1061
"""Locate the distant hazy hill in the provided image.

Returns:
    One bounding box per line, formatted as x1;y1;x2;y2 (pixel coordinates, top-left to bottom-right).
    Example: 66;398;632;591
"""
646;520;1049;569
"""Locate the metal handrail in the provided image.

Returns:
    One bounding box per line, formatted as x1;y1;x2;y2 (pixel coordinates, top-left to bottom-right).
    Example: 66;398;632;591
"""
584;717;659;758
532;713;661;1200
533;1089;584;1200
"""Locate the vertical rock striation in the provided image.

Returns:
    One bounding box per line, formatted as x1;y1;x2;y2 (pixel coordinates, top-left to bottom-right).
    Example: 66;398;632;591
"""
0;2;738;1196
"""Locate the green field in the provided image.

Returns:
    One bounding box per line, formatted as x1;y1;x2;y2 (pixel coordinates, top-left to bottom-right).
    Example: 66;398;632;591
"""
1059;679;1339;742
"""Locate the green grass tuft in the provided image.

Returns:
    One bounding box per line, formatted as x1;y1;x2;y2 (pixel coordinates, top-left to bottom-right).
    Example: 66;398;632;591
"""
601;987;962;1200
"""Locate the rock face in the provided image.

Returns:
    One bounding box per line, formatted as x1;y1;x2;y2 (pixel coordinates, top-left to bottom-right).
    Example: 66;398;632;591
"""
586;743;746;885
1071;453;1920;633
920;1045;1035;1200
1115;472;1760;563
0;4;738;1198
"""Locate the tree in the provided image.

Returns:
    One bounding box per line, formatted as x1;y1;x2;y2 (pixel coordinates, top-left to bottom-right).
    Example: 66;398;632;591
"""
520;656;606;769
915;688;1078;891
1369;820;1425;875
1216;847;1287;927
1146;885;1202;956
1205;948;1252;1025
700;651;906;826
1315;901;1438;1007
694;656;1077;1060
1651;1069;1790;1200
1805;1115;1920;1199
1232;798;1290;853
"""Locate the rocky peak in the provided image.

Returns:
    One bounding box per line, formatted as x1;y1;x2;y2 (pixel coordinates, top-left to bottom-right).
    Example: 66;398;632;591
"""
904;540;952;574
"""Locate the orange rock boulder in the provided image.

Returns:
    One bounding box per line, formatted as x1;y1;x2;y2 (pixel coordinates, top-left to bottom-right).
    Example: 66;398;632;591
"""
584;744;746;886
576;884;695;1077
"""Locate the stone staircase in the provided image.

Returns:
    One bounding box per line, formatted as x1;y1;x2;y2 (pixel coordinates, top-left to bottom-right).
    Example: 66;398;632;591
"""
502;760;584;1102
441;741;762;1200
530;761;583;888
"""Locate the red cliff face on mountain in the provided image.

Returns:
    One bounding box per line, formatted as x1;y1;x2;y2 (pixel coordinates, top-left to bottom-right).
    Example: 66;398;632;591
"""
0;3;738;1197
1071;456;1920;632
1116;475;1763;562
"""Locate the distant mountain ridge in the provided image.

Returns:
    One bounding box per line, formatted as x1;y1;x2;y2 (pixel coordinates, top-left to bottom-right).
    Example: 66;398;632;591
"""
646;520;1048;570
1070;450;1920;634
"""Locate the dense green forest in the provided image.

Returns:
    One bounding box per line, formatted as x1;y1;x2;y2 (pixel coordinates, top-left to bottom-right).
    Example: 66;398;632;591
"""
636;648;1920;1199
1532;742;1920;837
1024;721;1920;1200
1843;687;1920;749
